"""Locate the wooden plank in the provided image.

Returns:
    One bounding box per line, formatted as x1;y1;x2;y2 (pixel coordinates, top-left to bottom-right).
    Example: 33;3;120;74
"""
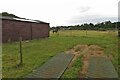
25;53;74;78
86;56;118;78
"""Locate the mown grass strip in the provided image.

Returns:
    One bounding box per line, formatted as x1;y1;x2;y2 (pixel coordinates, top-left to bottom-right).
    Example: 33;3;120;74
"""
61;54;83;78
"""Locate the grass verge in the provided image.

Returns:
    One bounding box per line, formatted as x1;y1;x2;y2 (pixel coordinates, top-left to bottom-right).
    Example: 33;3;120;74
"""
61;54;83;78
2;30;118;78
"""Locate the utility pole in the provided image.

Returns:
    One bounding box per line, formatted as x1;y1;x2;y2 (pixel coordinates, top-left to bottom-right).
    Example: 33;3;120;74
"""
118;2;120;37
117;21;120;37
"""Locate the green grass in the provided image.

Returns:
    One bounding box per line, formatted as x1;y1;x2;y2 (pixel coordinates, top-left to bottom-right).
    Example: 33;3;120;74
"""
62;54;83;78
2;30;119;78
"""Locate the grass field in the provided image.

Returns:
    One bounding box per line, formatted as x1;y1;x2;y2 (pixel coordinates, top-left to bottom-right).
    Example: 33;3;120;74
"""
2;30;119;78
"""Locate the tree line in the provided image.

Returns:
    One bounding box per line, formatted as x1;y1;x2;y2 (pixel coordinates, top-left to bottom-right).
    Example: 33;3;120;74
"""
0;12;119;31
0;12;26;19
51;21;120;31
0;12;20;18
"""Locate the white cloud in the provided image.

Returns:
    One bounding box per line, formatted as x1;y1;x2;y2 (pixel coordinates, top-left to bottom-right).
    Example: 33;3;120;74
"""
78;6;91;13
69;14;117;25
0;0;119;26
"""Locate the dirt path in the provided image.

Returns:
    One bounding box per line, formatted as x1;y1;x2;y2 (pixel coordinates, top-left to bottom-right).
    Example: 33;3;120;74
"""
65;44;113;78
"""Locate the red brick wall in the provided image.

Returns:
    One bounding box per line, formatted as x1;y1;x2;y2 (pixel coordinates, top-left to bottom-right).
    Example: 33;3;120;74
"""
2;19;49;42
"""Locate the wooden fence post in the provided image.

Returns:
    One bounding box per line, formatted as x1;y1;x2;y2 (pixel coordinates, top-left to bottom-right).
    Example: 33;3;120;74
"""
86;29;87;36
19;37;23;66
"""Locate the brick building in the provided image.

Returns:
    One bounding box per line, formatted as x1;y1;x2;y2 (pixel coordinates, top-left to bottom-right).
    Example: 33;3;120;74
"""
0;17;50;42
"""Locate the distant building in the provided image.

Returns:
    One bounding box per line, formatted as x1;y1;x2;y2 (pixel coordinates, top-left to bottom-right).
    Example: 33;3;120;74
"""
0;17;50;42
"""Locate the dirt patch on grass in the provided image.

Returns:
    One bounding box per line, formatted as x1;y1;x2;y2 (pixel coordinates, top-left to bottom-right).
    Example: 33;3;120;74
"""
65;45;88;68
78;45;107;78
108;54;114;60
65;44;108;78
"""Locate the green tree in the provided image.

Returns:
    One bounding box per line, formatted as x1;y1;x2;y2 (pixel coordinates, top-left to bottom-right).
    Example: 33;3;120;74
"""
0;12;20;18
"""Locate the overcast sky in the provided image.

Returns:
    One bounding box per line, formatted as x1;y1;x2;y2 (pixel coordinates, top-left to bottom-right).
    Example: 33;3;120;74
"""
0;0;119;27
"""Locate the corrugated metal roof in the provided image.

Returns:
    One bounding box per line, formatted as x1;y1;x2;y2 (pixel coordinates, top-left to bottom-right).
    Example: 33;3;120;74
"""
0;16;49;24
14;18;38;23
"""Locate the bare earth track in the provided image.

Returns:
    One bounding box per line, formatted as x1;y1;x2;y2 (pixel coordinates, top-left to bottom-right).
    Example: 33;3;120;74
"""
65;44;117;78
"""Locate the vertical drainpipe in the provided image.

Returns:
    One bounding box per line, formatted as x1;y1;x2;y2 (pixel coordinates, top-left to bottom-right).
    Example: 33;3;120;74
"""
30;23;32;40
